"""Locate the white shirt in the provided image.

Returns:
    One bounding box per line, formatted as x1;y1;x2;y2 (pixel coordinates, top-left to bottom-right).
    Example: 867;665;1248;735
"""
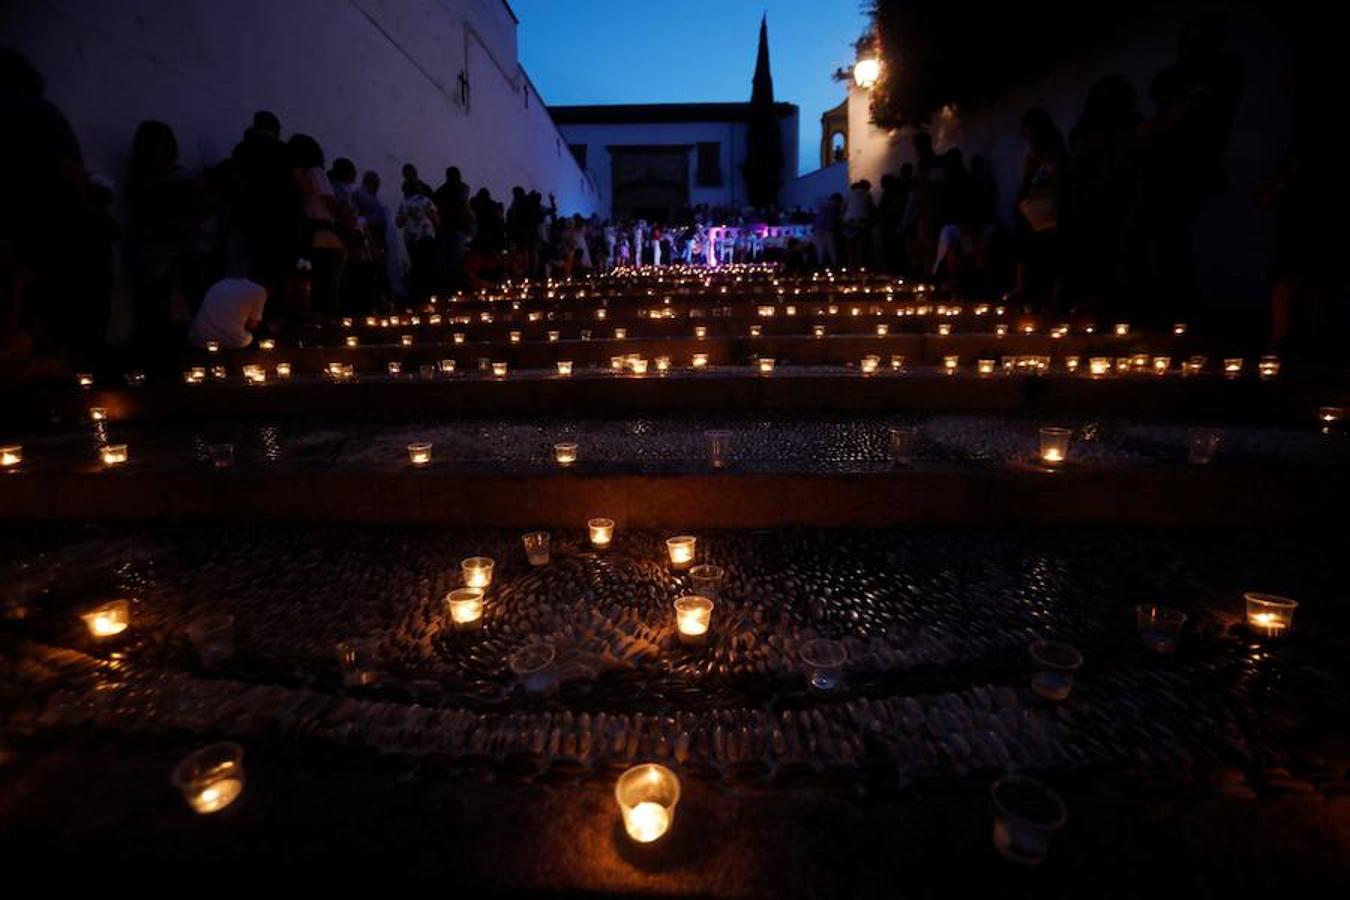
189;278;266;349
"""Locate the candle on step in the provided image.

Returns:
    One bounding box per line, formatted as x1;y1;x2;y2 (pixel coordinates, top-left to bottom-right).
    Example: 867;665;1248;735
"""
1245;592;1296;638
1039;427;1071;467
460;557;494;589
100;444;128;467
588;517;614;549
173;743;245;815
674;595;714;646
665;535;696;570
81;599;129;638
446;587;485;631
616;764;680;843
407;443;432;467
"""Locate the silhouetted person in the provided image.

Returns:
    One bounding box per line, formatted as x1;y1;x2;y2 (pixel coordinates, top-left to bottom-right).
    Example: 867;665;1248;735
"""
1011;108;1066;308
401;163;432;199
232;111;296;301
289;133;344;316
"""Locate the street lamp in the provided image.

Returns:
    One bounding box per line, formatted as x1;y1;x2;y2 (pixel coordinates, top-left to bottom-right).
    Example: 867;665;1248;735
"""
853;57;881;89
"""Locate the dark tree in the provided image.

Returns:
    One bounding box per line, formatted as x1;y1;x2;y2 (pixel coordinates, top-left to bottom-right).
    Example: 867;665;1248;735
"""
742;15;784;209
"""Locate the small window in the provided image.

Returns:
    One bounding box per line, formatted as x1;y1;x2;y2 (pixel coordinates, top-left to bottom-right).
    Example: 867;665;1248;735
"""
696;142;722;186
569;144;588;168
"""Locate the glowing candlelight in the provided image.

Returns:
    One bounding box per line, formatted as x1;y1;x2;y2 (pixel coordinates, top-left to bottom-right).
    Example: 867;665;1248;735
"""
655;356;671;372
509;330;522;344
1039;427;1071;467
1319;406;1344;427
185;367;206;384
665;535;696;570
1114;323;1130;337
206;341;220;353
76;373;94;388
461;556;495;589
556;360;573;376
1173;323;1187;335
674;594;714;645
439;359;456;375
407;442;432;467
401;334;413;347
1088;357;1110;377
978;358;995;375
614;327;627;339
81;599;129;637
242;364;266;385
1064;355;1080;373
876;323;889;337
694;325;708;339
1223;358;1243;379
522;531;551;566
100;444;128;467
749;324;763;337
492;361;508;377
890;354;906;371
1258;355;1280;379
995;324;1008;337
1245;592;1296;638
813;324;826;338
937;322;952;336
943;355;959;374
548;330;560;342
173;743;245;815
692;353;709;368
554;442;578;466
758;357;775;374
616;764;680;843
258;338;275;351
453;332;466;344
275;362;292;378
209;365;227;380
446;587;485;631
630;358;649;375
860;355;880;374
1152;356;1171;375
88;406;107;422
588;517;614;549
0;445;21;468
387;361;403;377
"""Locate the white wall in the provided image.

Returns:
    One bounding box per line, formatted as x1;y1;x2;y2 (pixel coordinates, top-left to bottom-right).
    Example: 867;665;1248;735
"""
0;0;599;216
782;162;848;212
559;110;799;219
845;4;1289;309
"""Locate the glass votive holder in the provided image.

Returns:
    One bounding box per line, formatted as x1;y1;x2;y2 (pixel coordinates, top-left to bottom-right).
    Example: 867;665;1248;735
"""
1029;640;1083;701
705;429;732;469
694;325;708;339
860;355;880;374
995;324;1008;337
1187;427;1221;465
692;353;709;368
943;355;959;374
172;742;245;815
876;323;889;337
1317;406;1343;426
208;443;235;469
630;358;649;375
888;426;917;465
461;556;495;589
666;535;697;570
446;587;485;632
1258;355;1280;379
275;362;292;378
937;322;952;336
453;332;466;344
614;327;627;339
185;367;206;384
387;361;402;376
688;564;725;600
616;763;681;844
548;330;560;342
419;363;437;380
800;638;847;694
347;335;359;348
991;775;1067;866
655;355;671;373
674;595;714;646
1245;592;1297;638
400;334;414;347
407;442;432;467
556;360;573;376
206;340;220;353
0;445;22;468
522;531;551;566
1223;358;1243;379
890;354;906;371
1089;357;1110;376
76;372;94;388
89;406;107;422
1115;357;1131;374
588;517;614;549
977;358;995;376
1136;604;1187;655
1038;427;1072;467
1064;355;1080;373
440;359;456;375
758;357;775;374
554;441;578;466
208;365;227;381
1173;323;1187;335
492;361;508;377
509;642;559;696
81;599;130;638
337;638;379;686
1152;356;1171;375
1114;323;1130;336
100;444;129;467
813;324;826;338
242;364;267;384
186;613;236;667
509;330;522;344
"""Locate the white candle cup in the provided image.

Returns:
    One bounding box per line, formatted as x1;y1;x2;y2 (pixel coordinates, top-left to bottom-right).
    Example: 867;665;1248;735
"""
206;341;220;353
522;531;551;566
387;361;402;376
860;355;880;374
630;358;649;375
336;638;380;686
1038;427;1072;467
692;353;709;368
1223;358;1244;379
1173;323;1188;335
275;362;292;378
347;335;359;348
1029;640;1083;701
548;330;561;342
81;599;130;638
688;564;725;600
1187;427;1221;465
1135;605;1187;655
1088;357;1111;376
1245;592;1297;638
588;517;615;549
185;367;207;384
407;442;432;467
614;327;627;339
655;356;671;373
1114;323;1130;336
446;587;485;632
439;359;456;375
509;643;559;696
460;556;495;589
557;360;574;376
694;325;708;339
1152;356;1171;375
100;444;129;467
453;332;466;344
89;406;107;422
977;358;996;376
0;445;22;468
876;324;889;337
758;357;775;374
76;372;94;388
509;330;522;344
172;743;245;815
890;354;906;371
186;613;236;667
665;535;697;570
492;361;508;377
1258;355;1280;379
616;764;680;844
800;638;848;694
208;443;235;469
888;426;917;465
554;442;578;466
937;322;952;336
813;324;826;338
943;355;959;374
991;775;1067;866
995;324;1008;337
674;594;714;646
704;430;732;469
401;334;414;347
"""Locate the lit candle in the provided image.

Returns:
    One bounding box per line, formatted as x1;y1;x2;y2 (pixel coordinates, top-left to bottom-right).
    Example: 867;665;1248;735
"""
1039;427;1071;467
492;361;508;377
210;365;227;380
185;367;206;384
758;357;775;374
694;325;708;339
347;335;359;348
1319;406;1344;426
860;355;880;374
461;556;495;589
172;743;245;815
616;764;680;843
890;354;906;371
614;327;627;339
665;535;696;570
454;332;466;344
0;445;21;468
275;362;292;378
401;334;413;347
1064;356;1080;373
1089;357;1110;377
509;330;522;343
76;373;94;388
1258;355;1280;379
556;360;574;376
692;353;709;368
548;330;560;342
388;361;402;376
206;341;220;353
588;517;614;549
88;406;107;422
937;322;952;336
943;355;959;375
407;442;432;467
1114;323;1130;337
813;324;826;338
1224;358;1243;379
1173;323;1187;335
876;323;889;337
1245;592;1297;638
995;324;1008;337
81;599;130;637
259;338;276;351
674;594;713;646
1152;356;1171;375
522;531;551;566
100;444;128;467
655;356;671;372
630;358;649;375
242;364;266;385
446;587;485;631
554;441;578;466
978;358;995;375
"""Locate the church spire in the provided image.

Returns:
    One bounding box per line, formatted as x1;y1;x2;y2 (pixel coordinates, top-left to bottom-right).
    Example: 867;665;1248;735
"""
751;13;774;105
